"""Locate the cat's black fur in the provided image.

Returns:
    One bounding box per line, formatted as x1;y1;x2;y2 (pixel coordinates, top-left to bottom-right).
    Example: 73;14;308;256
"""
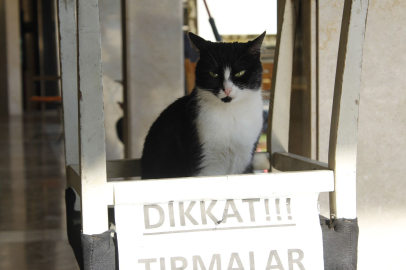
141;32;265;179
141;91;203;179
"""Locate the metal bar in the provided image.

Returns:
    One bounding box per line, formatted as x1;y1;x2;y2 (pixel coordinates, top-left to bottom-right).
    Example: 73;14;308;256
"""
107;158;141;179
57;0;79;168
301;0;318;160
328;0;369;219
267;0;297;169
76;0;109;234
113;170;334;205
65;167;334;206
68;154;270;181
273;152;329;172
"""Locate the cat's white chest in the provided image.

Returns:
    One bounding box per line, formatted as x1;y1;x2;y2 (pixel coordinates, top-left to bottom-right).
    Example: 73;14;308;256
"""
196;90;263;176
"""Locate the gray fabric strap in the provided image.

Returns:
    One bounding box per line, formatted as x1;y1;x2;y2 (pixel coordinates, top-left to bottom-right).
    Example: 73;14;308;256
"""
320;216;359;270
81;230;117;270
66;188;118;270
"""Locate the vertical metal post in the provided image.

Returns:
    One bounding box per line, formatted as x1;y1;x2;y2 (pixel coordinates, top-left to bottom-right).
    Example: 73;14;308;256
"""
328;0;369;219
57;0;79;168
267;0;297;168
301;0;318;160
76;0;108;234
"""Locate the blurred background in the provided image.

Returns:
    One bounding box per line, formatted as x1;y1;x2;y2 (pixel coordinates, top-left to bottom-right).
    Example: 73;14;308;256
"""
0;0;405;269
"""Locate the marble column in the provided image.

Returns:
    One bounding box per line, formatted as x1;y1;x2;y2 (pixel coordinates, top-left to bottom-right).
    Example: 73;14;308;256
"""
0;0;22;116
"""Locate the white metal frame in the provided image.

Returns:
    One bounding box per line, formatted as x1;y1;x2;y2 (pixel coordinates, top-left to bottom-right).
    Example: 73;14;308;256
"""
58;0;368;235
328;0;369;220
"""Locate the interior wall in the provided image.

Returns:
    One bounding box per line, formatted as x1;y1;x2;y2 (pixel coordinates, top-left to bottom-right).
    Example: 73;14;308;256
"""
318;1;406;268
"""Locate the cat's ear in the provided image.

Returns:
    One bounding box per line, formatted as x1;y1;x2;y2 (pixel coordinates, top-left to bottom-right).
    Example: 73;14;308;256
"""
188;32;207;52
246;31;266;56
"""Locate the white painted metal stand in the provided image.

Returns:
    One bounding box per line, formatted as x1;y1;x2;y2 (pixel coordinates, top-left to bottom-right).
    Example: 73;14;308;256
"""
269;0;368;221
328;0;368;220
58;0;368;267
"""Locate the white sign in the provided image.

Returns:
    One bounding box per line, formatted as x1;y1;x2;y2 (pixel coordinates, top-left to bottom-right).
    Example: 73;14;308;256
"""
115;195;324;270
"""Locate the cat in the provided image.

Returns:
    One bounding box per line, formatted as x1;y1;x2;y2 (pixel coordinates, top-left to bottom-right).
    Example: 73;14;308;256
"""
141;32;266;179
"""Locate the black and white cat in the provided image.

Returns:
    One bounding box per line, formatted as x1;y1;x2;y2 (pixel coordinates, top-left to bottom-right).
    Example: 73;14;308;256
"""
141;32;265;179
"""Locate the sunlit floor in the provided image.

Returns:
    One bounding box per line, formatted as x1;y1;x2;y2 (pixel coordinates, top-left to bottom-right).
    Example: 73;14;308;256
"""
0;112;79;270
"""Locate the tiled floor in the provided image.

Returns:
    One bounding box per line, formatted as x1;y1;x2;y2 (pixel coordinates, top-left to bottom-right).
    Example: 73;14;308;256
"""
0;112;79;270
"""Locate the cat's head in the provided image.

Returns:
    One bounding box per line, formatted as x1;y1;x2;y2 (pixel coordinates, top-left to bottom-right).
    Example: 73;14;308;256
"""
189;32;265;104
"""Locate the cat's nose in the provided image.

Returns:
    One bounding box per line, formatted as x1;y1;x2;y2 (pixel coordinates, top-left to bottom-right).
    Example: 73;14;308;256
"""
224;87;232;96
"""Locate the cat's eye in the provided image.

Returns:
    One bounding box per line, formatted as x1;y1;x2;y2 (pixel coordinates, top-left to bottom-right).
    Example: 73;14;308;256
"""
209;71;219;78
235;70;246;77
